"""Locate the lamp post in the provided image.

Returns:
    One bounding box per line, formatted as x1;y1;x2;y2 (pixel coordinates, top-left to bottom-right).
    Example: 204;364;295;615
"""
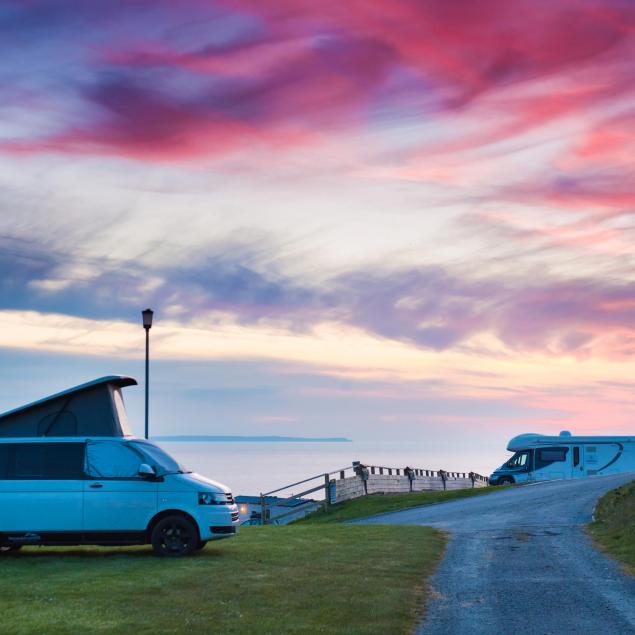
142;308;154;439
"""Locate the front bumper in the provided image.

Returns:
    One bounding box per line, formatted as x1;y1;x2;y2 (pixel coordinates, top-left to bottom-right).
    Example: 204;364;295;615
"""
197;504;240;540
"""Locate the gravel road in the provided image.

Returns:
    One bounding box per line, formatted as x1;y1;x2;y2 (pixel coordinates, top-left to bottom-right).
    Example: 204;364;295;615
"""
356;474;635;635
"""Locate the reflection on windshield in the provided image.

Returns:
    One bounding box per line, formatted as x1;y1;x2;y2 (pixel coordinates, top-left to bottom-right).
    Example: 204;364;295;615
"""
129;440;191;475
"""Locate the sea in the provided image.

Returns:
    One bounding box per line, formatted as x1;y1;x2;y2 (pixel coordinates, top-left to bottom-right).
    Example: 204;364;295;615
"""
159;440;499;497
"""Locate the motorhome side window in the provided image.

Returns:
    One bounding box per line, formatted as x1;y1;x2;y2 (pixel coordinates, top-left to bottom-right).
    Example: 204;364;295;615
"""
0;444;9;479
535;447;568;469
0;443;84;480
85;441;144;479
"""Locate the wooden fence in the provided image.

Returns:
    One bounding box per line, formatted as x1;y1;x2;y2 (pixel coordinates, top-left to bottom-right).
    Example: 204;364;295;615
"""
258;462;489;524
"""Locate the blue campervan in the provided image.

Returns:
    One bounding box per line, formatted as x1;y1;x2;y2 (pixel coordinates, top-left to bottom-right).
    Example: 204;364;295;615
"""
0;377;239;556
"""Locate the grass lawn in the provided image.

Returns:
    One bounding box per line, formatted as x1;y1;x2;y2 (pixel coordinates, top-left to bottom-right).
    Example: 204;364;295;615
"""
0;524;445;634
302;485;504;524
589;478;635;575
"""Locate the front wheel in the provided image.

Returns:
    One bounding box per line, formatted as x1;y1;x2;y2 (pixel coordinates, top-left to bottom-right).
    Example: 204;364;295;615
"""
151;516;198;557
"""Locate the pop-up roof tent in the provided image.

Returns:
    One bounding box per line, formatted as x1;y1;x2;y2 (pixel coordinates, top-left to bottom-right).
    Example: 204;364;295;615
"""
0;376;137;438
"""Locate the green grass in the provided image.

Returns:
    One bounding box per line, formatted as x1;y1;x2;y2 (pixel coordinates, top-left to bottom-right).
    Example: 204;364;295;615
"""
589;479;635;575
301;485;503;524
0;484;507;632
0;525;445;634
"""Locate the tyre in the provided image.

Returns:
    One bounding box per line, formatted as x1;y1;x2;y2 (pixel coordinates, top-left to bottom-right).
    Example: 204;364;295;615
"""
195;540;207;551
498;476;514;485
151;515;199;557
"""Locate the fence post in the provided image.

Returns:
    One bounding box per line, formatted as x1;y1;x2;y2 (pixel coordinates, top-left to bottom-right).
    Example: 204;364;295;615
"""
260;493;268;525
405;466;414;492
324;474;331;510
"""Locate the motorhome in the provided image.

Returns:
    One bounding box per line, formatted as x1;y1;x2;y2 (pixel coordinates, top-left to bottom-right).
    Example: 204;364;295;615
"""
489;430;635;485
0;377;239;556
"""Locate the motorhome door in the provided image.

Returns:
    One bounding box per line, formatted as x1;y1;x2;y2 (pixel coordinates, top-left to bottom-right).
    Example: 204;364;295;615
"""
571;446;583;478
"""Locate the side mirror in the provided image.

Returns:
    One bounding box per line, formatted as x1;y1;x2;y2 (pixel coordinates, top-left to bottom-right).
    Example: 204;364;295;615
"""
138;463;156;478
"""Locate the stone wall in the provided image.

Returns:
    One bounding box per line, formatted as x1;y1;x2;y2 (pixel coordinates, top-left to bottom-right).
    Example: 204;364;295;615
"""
331;472;487;504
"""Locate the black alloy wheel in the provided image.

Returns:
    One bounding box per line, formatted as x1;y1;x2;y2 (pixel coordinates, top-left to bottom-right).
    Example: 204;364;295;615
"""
151;516;198;557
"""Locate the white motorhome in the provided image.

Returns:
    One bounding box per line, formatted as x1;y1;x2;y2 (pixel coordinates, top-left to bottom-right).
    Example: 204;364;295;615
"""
489;430;635;485
0;377;239;556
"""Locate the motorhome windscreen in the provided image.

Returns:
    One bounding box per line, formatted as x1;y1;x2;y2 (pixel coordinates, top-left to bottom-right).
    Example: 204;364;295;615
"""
507;451;529;468
129;440;190;476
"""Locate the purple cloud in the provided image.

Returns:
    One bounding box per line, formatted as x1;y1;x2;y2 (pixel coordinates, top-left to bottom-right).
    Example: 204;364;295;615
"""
5;233;635;357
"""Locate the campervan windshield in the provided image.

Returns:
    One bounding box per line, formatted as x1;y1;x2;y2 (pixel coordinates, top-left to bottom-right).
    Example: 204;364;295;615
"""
129;440;191;476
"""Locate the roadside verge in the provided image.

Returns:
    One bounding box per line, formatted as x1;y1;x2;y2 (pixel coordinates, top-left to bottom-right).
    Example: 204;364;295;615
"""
588;478;635;575
301;483;506;525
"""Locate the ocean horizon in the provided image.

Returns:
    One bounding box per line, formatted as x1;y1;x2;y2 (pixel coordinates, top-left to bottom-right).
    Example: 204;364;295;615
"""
152;435;352;443
159;439;498;497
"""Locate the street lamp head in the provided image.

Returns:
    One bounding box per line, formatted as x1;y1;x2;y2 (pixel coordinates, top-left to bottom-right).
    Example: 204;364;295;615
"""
142;308;154;330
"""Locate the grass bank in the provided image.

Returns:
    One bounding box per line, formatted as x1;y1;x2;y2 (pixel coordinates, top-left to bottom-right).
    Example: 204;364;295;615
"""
302;485;502;524
589;479;635;575
1;524;444;634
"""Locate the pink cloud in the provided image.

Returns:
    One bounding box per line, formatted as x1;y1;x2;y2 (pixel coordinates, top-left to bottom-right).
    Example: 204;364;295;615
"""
3;0;635;163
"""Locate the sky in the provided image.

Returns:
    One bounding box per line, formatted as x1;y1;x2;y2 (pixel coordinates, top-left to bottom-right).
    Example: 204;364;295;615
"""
1;0;635;471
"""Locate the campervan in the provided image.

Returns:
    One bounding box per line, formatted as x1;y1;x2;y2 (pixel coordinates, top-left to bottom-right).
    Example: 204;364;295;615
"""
489;430;635;485
0;377;239;556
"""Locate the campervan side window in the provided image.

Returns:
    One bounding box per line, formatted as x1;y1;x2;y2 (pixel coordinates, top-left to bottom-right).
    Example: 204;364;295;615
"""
535;447;568;469
85;441;143;479
0;443;84;480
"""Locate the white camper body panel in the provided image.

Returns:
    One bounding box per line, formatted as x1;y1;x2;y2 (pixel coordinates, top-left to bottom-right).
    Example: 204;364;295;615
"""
490;431;635;484
0;437;240;554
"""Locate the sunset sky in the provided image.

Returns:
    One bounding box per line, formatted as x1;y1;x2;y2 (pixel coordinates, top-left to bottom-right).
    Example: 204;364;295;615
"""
2;0;635;470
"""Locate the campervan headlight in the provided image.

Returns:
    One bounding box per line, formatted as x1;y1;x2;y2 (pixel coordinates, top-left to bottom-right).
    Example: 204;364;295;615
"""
198;492;229;506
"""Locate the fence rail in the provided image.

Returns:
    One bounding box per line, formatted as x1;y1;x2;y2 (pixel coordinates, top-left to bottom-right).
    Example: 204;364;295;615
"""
258;462;489;525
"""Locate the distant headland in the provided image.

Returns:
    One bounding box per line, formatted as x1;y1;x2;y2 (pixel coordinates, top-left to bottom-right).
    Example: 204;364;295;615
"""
152;435;353;443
